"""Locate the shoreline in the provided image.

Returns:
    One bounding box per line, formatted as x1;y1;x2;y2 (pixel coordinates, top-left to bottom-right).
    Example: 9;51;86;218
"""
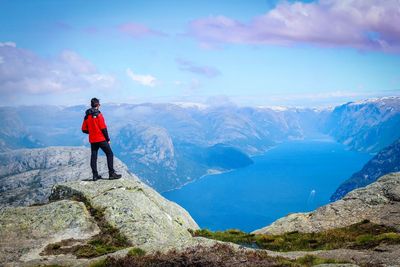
163;137;352;194
162;168;236;194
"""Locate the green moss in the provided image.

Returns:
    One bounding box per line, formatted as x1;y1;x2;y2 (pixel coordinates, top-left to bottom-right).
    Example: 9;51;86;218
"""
352;232;400;249
377;232;400;242
355;234;375;245
128;247;146;257
191;220;400;252
293;254;344;266
88;259;107;267
191;228;256;246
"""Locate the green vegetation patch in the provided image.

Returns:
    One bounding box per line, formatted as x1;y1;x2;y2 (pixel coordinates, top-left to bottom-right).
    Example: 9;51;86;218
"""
41;195;131;258
100;242;345;267
88;259;107;267
190;220;400;251
128;247;146;257
287;254;345;266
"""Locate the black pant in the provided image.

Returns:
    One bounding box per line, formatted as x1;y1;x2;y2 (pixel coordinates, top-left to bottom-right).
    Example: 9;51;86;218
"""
91;141;115;176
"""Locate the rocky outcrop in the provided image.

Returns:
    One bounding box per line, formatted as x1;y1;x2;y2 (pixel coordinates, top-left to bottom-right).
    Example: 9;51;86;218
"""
49;178;199;251
0;146;132;207
0;150;205;266
331;137;400;201
0;200;99;264
253;172;400;235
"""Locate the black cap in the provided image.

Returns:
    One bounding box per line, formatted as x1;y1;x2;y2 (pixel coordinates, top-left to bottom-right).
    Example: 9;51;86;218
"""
91;98;100;108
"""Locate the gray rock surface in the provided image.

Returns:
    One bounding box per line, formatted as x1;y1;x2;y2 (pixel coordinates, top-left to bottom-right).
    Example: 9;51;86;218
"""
267;244;400;267
253;172;400;235
0;147;207;266
0;146;132;208
0;200;99;264
49;178;200;251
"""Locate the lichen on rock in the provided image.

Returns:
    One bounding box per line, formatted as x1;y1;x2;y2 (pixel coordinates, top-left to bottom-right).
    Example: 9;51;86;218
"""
0;200;100;264
49;178;200;252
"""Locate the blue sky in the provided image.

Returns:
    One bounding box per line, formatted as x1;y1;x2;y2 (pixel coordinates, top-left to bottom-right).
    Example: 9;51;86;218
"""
1;0;400;107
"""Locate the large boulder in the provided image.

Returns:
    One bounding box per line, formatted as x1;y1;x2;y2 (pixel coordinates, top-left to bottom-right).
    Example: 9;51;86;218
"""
0;200;99;264
253;172;400;234
49;178;199;251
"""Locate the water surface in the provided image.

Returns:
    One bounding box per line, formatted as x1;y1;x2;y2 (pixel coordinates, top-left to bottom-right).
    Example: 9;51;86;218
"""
163;140;372;232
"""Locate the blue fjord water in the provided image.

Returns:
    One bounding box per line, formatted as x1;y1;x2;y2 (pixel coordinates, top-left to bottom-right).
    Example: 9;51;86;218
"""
163;140;372;232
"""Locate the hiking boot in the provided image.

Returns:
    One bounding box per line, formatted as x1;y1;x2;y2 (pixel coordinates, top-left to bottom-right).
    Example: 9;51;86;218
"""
109;172;122;180
93;175;102;181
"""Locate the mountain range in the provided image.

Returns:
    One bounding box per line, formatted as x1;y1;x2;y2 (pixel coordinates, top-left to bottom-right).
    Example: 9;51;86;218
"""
1;96;399;193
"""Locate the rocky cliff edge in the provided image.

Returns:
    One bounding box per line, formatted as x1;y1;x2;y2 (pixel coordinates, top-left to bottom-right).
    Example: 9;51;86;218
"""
253;172;400;235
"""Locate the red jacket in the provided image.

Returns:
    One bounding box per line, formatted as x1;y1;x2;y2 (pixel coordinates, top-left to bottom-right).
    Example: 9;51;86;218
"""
81;108;110;143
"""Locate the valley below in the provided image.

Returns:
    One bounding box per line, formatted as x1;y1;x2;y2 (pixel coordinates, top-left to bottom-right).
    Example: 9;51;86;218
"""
1;97;400;266
163;139;372;232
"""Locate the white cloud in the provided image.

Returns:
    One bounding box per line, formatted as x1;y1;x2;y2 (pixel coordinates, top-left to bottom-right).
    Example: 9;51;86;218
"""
84;73;116;88
59;50;96;74
0;42;16;47
175;58;221;78
0;43;116;96
189;0;400;52
126;68;156;87
174;80;183;86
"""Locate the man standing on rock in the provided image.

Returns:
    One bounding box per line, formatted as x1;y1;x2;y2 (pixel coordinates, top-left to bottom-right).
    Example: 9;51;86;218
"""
82;98;122;181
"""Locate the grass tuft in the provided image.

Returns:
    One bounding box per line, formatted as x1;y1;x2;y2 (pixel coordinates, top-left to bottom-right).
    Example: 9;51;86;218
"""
191;220;400;252
128;247;146;257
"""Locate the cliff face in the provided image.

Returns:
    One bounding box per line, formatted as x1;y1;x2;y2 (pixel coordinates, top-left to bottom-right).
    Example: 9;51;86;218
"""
253;172;400;235
331;137;400;201
324;97;400;152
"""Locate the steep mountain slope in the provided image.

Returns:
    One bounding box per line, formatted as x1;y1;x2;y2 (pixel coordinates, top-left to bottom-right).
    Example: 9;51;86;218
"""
325;97;400;152
331;137;400;201
253;172;400;235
